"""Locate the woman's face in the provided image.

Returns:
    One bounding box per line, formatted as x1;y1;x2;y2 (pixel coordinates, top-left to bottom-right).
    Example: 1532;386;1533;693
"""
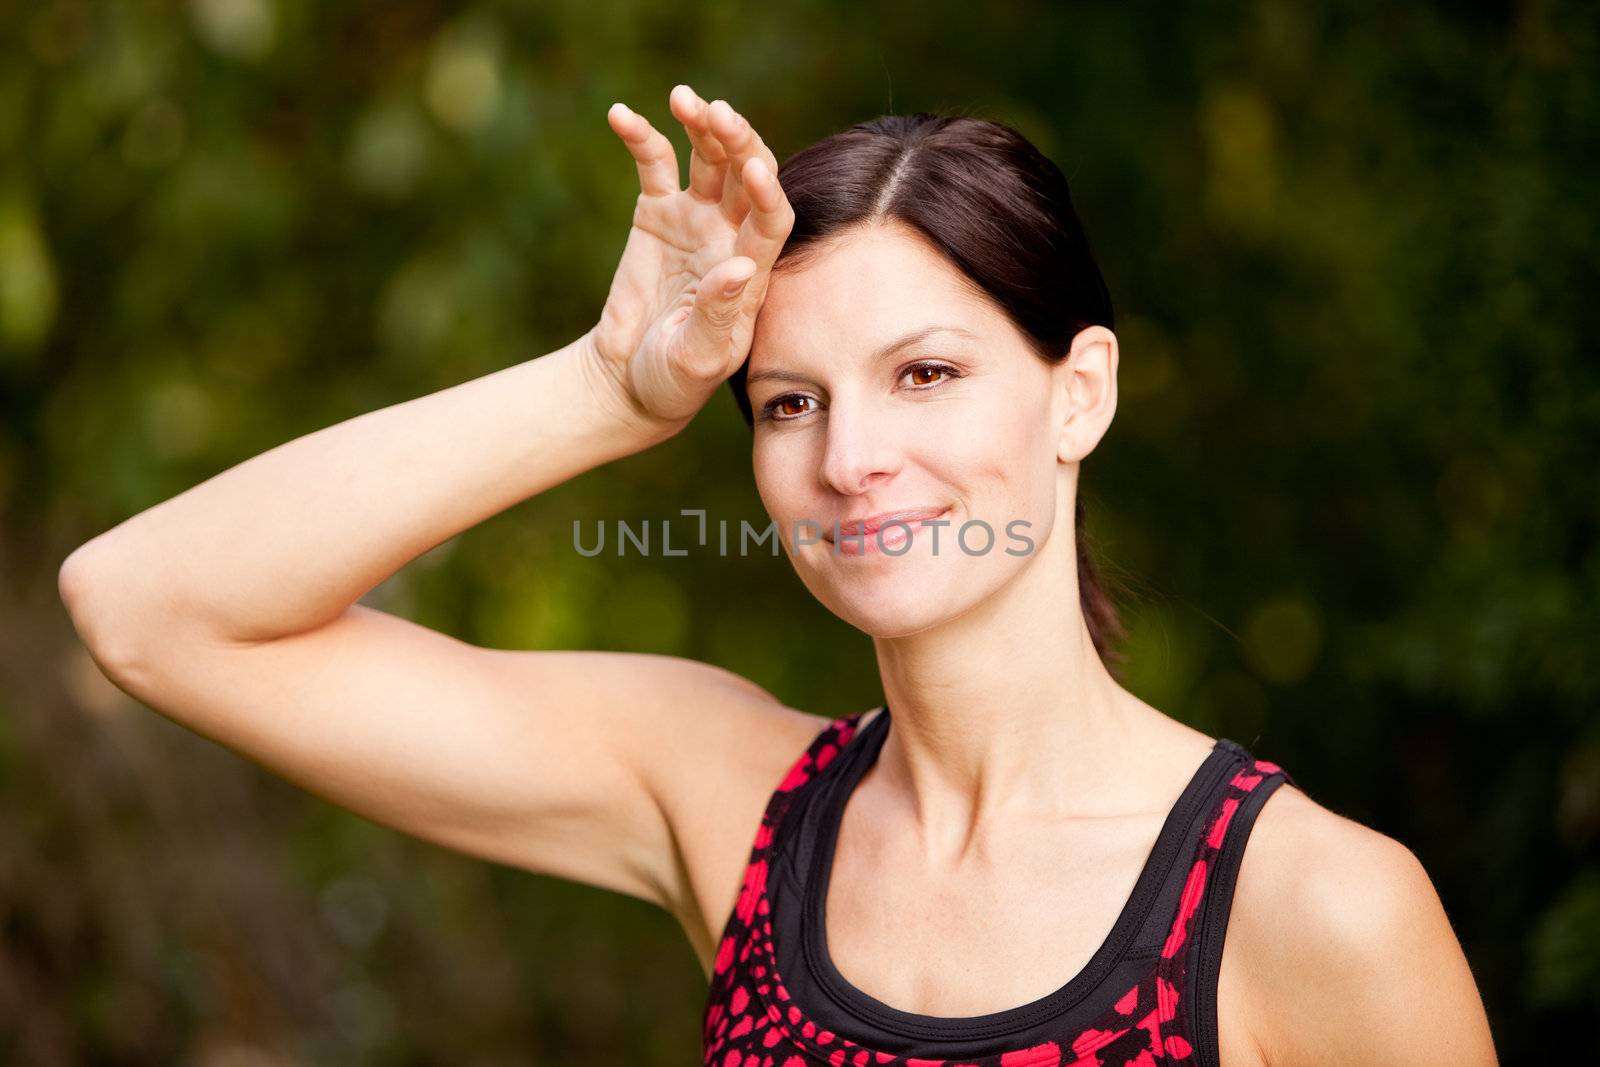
745;222;1093;639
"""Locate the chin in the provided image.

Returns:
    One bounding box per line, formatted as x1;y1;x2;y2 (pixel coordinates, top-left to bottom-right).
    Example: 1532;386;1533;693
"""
809;570;964;639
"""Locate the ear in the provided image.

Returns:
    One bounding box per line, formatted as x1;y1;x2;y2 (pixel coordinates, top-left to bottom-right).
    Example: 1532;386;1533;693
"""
1053;325;1119;464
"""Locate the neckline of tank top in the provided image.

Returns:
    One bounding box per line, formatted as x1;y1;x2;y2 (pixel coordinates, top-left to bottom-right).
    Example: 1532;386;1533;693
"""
799;703;1250;1042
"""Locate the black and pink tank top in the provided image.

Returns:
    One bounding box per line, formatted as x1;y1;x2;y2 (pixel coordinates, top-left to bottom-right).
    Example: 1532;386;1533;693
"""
702;704;1298;1067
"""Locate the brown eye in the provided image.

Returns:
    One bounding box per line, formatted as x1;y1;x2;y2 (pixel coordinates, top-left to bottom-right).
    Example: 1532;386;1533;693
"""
760;394;816;421
902;361;960;388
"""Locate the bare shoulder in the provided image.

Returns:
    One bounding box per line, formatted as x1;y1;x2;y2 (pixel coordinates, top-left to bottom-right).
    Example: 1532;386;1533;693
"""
1227;783;1500;1066
631;673;841;978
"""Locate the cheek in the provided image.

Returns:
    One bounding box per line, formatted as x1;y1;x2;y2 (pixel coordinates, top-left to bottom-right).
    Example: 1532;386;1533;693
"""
752;460;777;516
752;448;806;519
970;402;1058;522
966;431;1056;547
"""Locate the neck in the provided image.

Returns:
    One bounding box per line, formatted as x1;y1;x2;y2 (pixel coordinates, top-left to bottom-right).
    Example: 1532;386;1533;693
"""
869;505;1154;852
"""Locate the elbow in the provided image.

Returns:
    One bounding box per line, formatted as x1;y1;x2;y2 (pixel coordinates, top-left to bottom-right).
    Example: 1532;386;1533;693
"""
58;541;105;631
58;540;153;679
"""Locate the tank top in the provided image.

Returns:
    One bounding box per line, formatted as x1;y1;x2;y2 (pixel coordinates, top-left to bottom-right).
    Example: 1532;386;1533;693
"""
702;704;1299;1067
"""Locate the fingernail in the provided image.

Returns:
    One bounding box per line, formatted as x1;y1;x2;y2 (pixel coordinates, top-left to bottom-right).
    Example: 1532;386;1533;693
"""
724;274;751;296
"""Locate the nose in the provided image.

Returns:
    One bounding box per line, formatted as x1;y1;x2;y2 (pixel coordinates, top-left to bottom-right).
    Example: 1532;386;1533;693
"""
819;399;902;496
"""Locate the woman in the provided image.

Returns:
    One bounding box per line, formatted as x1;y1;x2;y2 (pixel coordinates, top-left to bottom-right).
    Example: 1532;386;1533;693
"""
59;86;1497;1066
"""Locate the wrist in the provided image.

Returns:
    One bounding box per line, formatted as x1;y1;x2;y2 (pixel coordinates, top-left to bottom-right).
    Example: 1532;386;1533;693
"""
570;328;687;451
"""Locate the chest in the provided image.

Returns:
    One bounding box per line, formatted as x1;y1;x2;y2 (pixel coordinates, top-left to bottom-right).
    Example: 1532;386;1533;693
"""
822;841;1270;1067
824;815;1167;1016
818;810;1276;1067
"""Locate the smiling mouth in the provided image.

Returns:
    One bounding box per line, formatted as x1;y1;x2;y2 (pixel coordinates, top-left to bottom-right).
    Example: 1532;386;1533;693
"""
825;506;954;555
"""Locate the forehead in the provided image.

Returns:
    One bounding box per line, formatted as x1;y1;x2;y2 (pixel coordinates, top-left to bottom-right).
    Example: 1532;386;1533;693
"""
748;223;995;369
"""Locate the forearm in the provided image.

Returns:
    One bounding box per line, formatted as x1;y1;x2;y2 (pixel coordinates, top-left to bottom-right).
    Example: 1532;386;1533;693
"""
62;330;666;647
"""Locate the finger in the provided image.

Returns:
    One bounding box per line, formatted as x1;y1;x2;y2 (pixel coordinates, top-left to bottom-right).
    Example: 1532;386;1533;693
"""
606;102;680;198
706;99;781;210
706;99;781;177
681;256;757;378
731;156;795;273
669;84;729;205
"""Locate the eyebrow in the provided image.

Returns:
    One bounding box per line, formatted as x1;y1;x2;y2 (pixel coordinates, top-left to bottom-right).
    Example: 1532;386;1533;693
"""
746;324;980;387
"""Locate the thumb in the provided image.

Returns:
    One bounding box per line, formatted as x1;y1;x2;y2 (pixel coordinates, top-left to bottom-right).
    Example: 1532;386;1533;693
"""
716;255;757;296
681;257;756;375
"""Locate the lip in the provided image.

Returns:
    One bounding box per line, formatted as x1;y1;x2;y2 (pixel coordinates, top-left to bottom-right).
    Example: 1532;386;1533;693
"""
825;506;951;554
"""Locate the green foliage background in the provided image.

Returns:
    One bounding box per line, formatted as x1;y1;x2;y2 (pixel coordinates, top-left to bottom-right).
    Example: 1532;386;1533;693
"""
3;0;1596;1062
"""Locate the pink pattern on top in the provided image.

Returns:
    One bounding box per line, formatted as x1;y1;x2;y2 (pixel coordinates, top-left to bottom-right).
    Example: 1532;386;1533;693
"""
702;713;1284;1066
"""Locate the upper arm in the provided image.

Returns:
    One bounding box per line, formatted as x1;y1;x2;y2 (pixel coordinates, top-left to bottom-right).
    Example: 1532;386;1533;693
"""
64;590;793;921
1244;803;1500;1066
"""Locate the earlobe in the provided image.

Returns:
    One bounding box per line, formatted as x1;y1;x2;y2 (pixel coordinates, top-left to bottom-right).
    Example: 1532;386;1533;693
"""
1056;413;1081;464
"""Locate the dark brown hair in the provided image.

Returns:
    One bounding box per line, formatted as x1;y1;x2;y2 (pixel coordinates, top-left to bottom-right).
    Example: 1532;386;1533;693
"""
727;111;1131;679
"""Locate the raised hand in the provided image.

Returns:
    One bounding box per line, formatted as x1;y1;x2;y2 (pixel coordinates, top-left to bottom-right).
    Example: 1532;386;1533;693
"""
583;85;795;438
